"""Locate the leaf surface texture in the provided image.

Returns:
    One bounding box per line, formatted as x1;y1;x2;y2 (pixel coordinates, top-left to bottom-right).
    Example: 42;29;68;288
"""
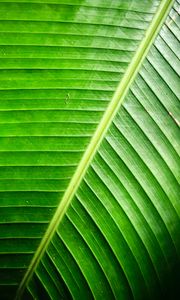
0;0;179;299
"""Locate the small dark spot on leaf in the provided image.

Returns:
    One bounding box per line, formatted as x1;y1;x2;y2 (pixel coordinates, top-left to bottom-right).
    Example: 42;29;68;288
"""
65;93;70;104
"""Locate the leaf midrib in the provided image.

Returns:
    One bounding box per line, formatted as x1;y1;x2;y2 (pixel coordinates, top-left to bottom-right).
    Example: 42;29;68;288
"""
15;0;174;298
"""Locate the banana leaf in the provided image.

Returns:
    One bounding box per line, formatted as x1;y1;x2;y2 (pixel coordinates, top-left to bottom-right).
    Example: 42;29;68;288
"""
0;0;179;299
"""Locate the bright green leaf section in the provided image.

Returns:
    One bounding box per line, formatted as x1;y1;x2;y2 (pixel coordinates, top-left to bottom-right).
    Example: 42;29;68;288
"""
0;0;179;300
26;1;180;300
0;1;159;299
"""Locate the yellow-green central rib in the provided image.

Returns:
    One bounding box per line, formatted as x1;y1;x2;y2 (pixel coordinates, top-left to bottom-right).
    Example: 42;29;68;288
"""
15;0;174;298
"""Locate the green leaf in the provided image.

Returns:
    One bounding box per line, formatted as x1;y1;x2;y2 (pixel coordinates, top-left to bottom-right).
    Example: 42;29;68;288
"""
0;0;179;299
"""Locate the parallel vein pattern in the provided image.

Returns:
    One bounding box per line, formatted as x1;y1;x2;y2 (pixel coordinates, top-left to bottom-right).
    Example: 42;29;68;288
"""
21;1;179;300
0;1;162;299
